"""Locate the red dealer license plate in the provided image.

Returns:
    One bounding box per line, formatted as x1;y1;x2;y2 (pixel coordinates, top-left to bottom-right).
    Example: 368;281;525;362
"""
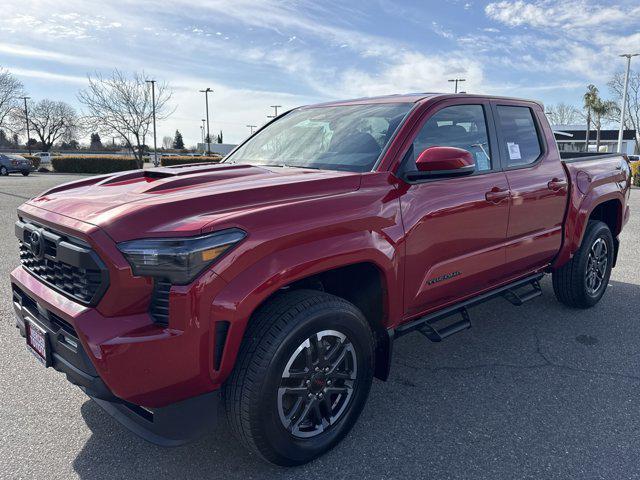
26;319;49;366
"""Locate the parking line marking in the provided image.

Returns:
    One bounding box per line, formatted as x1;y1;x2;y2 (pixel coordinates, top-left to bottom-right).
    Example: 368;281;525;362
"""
0;191;30;200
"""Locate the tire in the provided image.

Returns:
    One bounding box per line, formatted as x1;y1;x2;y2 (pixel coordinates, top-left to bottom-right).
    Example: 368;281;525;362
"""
222;289;374;466
21;170;29;176
0;166;7;176
552;220;614;308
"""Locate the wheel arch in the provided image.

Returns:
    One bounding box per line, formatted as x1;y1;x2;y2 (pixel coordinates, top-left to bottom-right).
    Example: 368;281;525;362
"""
584;198;623;266
214;259;397;384
553;192;624;269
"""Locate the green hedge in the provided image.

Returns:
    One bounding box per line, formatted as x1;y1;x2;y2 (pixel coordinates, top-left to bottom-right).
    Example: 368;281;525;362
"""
160;156;222;167
52;156;139;174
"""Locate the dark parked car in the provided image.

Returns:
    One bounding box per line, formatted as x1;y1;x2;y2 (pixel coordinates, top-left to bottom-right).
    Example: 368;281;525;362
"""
0;154;32;176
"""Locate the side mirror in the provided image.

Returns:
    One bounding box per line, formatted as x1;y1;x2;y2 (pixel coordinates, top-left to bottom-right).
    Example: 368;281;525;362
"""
407;146;475;181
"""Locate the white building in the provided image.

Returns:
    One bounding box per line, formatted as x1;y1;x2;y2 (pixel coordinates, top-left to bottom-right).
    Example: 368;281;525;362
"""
552;124;636;155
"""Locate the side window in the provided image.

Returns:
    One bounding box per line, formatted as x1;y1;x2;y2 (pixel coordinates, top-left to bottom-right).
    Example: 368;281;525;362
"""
496;106;542;167
408;104;492;172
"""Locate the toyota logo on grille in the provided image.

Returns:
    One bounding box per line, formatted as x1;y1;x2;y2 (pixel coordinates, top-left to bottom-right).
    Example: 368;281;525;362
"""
29;230;45;259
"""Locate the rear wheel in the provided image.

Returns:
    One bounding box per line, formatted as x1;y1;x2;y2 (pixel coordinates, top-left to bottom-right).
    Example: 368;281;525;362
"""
222;290;374;466
552;220;614;308
21;170;29;176
0;166;8;176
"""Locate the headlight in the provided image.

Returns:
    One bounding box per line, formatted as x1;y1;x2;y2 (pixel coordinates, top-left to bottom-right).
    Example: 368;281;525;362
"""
118;229;246;284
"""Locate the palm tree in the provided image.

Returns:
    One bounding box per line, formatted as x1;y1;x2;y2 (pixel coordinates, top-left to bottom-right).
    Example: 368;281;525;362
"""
583;84;599;152
592;98;618;152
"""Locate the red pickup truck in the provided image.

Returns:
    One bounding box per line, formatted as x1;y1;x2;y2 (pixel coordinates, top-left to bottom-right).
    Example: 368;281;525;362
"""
11;93;631;465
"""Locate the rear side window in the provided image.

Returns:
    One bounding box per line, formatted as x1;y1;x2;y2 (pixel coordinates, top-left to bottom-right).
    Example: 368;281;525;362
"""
409;104;492;172
496;106;542;167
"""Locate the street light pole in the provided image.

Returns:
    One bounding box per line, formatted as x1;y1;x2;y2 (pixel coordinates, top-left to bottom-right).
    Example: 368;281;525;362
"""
146;80;158;166
199;88;213;156
617;53;639;153
268;105;282;119
448;78;466;93
19;96;31;154
246;124;257;135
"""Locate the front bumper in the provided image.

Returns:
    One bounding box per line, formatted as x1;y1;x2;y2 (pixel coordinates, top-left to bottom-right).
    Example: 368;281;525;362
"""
12;281;219;446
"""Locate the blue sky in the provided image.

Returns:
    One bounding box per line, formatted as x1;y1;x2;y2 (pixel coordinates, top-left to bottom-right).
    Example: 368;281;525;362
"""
1;0;639;145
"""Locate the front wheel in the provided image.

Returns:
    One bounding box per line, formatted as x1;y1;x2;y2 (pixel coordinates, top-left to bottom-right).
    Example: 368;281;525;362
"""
552;220;614;308
0;166;8;176
222;290;374;466
21;170;30;176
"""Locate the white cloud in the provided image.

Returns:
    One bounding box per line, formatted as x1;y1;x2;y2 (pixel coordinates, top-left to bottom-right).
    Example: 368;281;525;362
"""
334;52;484;98
485;0;640;30
8;67;87;85
0;0;491;145
0;43;94;66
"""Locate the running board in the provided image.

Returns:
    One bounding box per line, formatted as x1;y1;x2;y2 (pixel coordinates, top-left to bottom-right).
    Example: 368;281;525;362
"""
418;308;471;342
502;280;542;306
394;273;544;340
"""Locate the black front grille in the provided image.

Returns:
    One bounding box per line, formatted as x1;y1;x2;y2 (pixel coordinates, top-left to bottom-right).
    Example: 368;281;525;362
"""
149;278;171;326
13;285;79;338
16;219;109;305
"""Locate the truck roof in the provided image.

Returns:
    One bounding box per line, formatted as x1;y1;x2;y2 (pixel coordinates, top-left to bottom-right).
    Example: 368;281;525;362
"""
304;93;543;109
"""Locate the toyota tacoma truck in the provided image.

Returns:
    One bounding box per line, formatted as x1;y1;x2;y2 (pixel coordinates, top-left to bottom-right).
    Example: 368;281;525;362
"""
10;94;631;465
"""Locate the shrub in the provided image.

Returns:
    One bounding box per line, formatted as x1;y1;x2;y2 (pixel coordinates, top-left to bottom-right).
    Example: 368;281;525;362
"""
160;155;222;167
52;156;138;174
632;161;640;187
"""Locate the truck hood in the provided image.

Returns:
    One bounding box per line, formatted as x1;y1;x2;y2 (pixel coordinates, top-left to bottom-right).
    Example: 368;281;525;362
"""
26;163;361;241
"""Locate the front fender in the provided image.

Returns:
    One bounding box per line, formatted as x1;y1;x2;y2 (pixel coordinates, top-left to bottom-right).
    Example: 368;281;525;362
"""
208;230;402;386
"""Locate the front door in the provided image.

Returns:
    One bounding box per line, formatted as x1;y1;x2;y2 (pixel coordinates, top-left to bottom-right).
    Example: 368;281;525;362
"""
398;101;511;319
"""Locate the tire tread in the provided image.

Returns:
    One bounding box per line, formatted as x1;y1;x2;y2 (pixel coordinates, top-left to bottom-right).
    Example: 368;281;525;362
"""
222;289;372;463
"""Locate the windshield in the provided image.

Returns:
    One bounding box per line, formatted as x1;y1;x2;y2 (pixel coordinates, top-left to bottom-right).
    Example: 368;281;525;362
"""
225;103;412;172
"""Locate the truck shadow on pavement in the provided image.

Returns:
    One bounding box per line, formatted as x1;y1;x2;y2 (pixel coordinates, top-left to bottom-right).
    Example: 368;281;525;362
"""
72;278;640;480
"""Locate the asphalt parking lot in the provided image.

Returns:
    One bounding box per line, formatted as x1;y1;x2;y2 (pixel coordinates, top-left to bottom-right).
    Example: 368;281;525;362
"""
0;173;639;479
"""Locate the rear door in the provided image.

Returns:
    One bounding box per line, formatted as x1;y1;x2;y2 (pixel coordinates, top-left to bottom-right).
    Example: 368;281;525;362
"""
398;99;511;318
491;100;569;277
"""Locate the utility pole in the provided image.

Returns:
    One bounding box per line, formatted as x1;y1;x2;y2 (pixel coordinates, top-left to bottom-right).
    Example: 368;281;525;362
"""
617;53;639;153
200;88;213;155
146;80;158;166
19;96;31;154
246;124;257;135
268;105;282;119
448;78;466;94
201;119;206;144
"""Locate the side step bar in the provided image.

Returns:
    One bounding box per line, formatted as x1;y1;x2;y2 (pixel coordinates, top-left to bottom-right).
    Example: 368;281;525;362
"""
418;308;470;342
395;273;544;341
502;279;542;306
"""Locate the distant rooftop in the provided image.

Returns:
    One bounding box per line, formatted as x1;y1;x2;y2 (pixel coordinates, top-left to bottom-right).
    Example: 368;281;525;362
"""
551;124;635;141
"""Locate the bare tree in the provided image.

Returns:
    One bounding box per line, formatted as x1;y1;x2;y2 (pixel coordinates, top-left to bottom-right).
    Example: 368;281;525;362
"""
609;70;640;152
78;70;173;167
12;99;80;151
545;102;581;126
162;135;173;150
0;68;24;131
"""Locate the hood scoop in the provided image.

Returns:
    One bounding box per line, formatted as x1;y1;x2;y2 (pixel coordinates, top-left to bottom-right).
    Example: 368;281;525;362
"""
142;164;273;193
99;163;261;186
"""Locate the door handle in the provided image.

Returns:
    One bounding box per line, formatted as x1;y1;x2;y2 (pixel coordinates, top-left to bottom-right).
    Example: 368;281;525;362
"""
485;187;510;204
547;178;568;191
